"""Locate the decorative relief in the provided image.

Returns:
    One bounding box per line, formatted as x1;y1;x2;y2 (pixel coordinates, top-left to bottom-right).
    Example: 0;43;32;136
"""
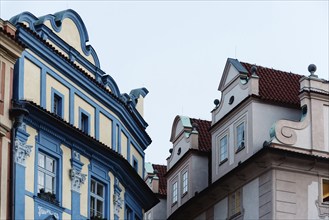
113;192;123;216
37;206;59;219
70;168;86;192
315;200;329;218
113;178;123;216
14;138;32;166
73;150;80;161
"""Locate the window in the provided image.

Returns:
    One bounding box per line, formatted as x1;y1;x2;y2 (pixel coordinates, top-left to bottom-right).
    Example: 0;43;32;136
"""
172;182;178;204
229;189;242;217
323;179;329;203
37;152;59;205
51;89;64;118
236;122;245;150
90;179;105;219
53;94;62;116
220;135;228;162
182;171;188;195
80;112;89;134
133;158;138;172
125;206;133;220
38;152;56;194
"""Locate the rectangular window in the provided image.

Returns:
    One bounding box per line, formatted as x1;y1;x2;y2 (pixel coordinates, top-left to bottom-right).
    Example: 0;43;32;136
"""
133;157;138;172
53;94;62;117
80;112;89;134
236;122;245;150
38;152;56;194
125;206;133;220
90;179;105;219
323;179;329;203
172;182;178;204
229;189;241;217
182;171;188;195
220;135;228;162
51;89;64;118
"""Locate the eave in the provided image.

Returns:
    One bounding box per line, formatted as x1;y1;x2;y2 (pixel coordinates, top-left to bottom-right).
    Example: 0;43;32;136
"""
19;100;159;211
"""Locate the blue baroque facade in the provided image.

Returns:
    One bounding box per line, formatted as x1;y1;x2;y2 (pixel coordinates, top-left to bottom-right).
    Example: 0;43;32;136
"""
9;9;158;220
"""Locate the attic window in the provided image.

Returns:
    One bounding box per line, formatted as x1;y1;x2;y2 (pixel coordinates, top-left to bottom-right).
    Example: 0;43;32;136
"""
229;96;234;105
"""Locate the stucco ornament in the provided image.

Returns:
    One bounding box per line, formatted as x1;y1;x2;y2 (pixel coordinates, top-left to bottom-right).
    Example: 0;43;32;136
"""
38;206;59;219
315;200;329;218
113;178;123;216
14;138;32;166
113;192;123;216
70;168;87;192
271;105;309;145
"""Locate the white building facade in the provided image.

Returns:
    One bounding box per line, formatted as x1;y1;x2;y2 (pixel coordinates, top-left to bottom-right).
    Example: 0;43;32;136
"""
166;58;329;220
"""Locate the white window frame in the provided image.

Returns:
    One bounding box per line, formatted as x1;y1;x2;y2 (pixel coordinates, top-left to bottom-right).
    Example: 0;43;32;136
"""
182;171;188;195
172;181;178;204
37;152;56;194
90;179;105;218
236;121;246;152
219;134;228;163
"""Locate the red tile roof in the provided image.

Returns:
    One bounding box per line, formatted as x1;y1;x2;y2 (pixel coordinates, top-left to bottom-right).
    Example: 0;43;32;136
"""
190;118;212;152
241;62;303;107
152;164;167;196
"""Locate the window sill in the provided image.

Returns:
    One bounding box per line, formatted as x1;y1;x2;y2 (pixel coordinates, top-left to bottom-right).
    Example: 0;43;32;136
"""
37;192;60;206
181;192;188;198
235;146;245;154
171;201;177;207
219;158;228;166
33;195;65;213
227;211;242;220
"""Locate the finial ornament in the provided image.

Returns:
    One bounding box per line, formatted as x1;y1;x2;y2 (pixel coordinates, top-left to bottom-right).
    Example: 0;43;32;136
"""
308;64;318;78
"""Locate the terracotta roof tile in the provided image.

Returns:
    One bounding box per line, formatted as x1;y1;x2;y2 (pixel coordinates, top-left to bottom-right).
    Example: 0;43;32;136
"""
152;164;167;196
241;62;303;106
190;118;212;152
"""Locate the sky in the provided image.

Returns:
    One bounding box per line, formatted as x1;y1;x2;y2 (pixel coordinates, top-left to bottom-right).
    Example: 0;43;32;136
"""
1;1;328;165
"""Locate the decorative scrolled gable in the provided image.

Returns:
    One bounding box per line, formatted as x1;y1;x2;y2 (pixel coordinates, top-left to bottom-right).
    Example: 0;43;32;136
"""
10;9;121;97
11;10;99;67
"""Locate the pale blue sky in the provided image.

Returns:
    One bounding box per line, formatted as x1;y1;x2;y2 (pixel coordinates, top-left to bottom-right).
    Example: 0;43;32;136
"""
1;1;328;165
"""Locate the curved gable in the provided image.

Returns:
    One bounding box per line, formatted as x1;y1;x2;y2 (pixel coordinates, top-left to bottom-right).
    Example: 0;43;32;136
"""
10;10;122;97
169;115;192;143
42;10;99;67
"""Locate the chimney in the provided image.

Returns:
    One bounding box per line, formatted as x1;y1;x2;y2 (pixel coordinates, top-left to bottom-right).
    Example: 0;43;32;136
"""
152;171;159;193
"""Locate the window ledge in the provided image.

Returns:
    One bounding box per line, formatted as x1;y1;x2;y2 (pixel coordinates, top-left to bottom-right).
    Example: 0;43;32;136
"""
235;146;245;154
227;209;245;220
181;192;188;198
34;195;65;212
219;158;228;166
171;201;177;207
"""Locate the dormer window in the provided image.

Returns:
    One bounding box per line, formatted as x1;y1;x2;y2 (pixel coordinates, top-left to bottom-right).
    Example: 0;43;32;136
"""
236;122;245;151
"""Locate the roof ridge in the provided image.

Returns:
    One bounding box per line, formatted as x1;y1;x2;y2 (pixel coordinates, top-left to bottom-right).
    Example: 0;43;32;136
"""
240;61;304;77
